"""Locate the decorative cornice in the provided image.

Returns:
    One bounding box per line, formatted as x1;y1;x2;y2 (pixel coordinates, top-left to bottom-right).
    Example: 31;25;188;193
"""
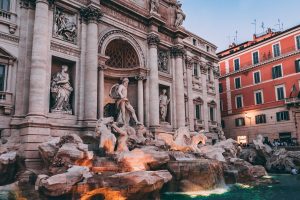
0;32;19;43
80;6;103;23
135;74;146;81
20;0;56;8
98;64;107;70
170;46;185;58
50;41;80;57
147;34;160;46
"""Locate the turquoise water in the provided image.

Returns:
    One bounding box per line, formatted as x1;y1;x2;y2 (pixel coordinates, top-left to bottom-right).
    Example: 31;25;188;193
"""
161;174;300;200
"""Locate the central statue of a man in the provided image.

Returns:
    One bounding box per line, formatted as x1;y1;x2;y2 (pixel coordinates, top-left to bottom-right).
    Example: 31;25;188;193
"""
110;78;140;125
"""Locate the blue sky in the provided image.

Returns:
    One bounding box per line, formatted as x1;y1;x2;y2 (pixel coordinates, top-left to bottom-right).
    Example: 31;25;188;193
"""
181;0;300;52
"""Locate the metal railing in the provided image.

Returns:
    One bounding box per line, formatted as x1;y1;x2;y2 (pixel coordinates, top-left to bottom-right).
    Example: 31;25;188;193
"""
285;97;300;105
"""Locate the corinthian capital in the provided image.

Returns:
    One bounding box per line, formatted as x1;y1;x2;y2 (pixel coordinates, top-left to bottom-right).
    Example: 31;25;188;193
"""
80;6;103;23
170;46;185;58
185;58;193;69
147;34;160;46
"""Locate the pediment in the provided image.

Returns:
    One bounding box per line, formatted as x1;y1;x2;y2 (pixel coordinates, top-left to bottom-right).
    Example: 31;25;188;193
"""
0;47;16;61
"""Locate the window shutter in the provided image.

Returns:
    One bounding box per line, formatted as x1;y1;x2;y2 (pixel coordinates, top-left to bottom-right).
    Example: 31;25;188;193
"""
285;111;290;120
296;60;300;73
276;112;280;121
272;68;276;79
235;119;238;126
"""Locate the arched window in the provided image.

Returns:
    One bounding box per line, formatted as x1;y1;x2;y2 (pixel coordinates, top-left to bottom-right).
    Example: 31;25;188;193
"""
0;0;10;11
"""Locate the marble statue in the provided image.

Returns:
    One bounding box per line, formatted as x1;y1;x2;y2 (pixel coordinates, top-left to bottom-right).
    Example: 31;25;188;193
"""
158;50;169;72
54;8;77;43
96;117;117;154
110;78;140;125
174;1;186;27
159;89;170;122
50;65;73;114
150;0;159;14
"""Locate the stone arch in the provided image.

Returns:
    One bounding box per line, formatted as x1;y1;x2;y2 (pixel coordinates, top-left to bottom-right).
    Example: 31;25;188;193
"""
98;29;146;68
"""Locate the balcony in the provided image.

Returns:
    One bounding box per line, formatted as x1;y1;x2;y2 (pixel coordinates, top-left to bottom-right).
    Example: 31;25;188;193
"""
0;91;13;114
285;97;300;108
194;119;204;131
208;120;218;127
0;9;17;33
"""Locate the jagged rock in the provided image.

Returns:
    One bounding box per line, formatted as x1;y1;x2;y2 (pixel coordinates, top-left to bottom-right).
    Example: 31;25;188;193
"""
168;151;197;161
116;146;170;172
199;145;226;162
167;159;224;192
84;170;172;200
266;148;297;173
0;151;21;185
35;166;90;197
239;148;267;166
38;134;93;171
214;139;239;158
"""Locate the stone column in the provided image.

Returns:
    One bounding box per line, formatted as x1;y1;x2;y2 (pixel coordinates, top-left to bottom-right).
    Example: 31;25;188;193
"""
200;62;209;132
98;66;105;119
27;0;52;117
80;6;102;122
185;58;195;131
136;75;145;124
171;46;185;128
147;34;160;129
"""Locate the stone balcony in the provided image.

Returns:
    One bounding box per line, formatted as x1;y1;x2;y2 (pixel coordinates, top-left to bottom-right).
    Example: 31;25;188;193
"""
0;91;13;114
194;118;204;131
285;97;300;108
0;9;17;34
208;120;218;127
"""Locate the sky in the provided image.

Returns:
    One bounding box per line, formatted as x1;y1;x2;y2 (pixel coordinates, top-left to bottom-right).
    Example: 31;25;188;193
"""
181;0;300;52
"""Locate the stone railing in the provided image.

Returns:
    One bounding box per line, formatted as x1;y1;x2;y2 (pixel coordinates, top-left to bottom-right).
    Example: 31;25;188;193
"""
0;9;17;33
0;91;13;114
208;120;218;127
0;10;11;19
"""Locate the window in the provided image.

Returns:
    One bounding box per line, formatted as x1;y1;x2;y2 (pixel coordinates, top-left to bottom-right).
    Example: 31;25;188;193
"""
276;111;289;121
219;83;223;93
0;64;5;91
0;0;10;11
209;107;215;121
295;60;300;73
255;114;266;124
220;100;224;111
253;71;261;84
193;38;197;46
207;68;211;81
195;104;201;120
235;118;245;127
272;65;282;79
221;120;225;129
252;51;259;65
273;43;281;57
234;58;240;71
235;95;243;109
275;85;285;101
193;63;199;77
234;77;241;89
254;90;263;105
296;35;300;50
206;46;210;52
237;136;247;144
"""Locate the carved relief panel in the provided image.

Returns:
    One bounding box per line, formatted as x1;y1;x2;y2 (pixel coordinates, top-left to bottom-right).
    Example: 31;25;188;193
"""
53;7;78;44
158;50;169;73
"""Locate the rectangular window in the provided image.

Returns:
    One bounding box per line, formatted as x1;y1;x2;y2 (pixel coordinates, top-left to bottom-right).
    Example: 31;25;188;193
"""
234;58;240;71
255;90;263;105
295;60;300;73
210;107;214;121
272;65;282;79
0;0;10;11
193;63;198;77
220;100;224;111
207;68;211;81
195;104;201;120
221;120;225;129
255;114;267;124
252;51;259;65
219;83;223;93
253;71;261;84
193;39;197;46
273;43;281;57
236;95;243;109
0;64;5;91
296;35;300;50
276;85;285;101
235;118;245;127
276;111;290;121
235;77;241;89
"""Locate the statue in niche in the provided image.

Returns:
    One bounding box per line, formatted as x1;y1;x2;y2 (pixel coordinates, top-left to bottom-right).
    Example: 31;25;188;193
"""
110;78;140;125
159;89;170;122
54;8;77;43
158;51;169;72
50;65;73;114
174;1;186;28
150;0;159;14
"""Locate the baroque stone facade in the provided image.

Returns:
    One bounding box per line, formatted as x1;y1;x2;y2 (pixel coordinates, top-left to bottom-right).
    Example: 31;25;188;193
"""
0;0;220;167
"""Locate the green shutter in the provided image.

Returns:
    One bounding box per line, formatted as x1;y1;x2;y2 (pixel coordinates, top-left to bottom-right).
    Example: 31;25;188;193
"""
296;60;300;73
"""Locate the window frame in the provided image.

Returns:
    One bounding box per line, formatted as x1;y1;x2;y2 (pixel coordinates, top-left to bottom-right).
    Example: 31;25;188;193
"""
233;58;240;71
255;114;267;124
295;35;300;50
234;76;242;89
0;64;7;92
275;84;286;101
235;95;243;109
253;70;261;84
272;64;283;79
193;62;199;77
219;83;223;93
254;90;264;105
276;111;290;122
272;43;281;57
235;117;245;127
252;51;260;65
295;59;300;73
0;0;10;11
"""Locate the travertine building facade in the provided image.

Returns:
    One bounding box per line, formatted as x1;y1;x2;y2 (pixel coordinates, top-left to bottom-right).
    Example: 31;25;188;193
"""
0;0;220;167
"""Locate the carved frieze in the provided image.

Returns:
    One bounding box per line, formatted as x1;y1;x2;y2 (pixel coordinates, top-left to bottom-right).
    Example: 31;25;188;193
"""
80;6;103;23
158;50;169;73
53;7;77;44
20;0;56;8
50;41;80;57
147;34;160;46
